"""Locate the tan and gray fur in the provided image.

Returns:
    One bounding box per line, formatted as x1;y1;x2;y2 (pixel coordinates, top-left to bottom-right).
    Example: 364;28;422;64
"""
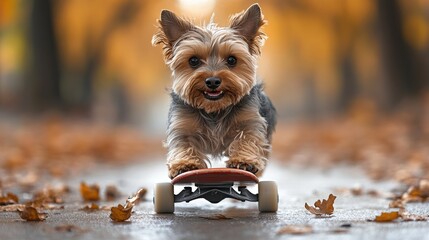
153;3;276;179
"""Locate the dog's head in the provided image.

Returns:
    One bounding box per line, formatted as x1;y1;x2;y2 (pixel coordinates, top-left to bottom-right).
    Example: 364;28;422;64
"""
153;4;267;113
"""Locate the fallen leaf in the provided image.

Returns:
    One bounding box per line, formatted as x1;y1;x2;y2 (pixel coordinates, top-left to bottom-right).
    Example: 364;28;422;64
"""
80;203;100;212
200;214;232;220
277;225;313;235
305;194;337;216
80;182;100;202
0;204;25;212
366;189;382;197
25;201;64;210
18;206;47;221
372;208;427;222
126;188;147;205
390;178;429;209
389;199;404;209
110;204;132;222
109;188;146;222
105;185;122;201
350;185;363;196
0;192;19;205
32;185;69;204
407;186;422;197
374;211;399;222
418;179;429;197
399;209;428;221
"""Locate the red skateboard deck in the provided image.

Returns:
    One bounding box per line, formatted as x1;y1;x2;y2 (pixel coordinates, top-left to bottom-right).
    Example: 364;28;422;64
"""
171;168;259;185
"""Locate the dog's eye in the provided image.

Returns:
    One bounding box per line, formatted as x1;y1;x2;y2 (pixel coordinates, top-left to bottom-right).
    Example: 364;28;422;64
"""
226;56;237;67
188;56;201;68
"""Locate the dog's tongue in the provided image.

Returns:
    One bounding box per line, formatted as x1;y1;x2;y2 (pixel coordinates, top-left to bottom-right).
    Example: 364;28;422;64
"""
206;91;222;97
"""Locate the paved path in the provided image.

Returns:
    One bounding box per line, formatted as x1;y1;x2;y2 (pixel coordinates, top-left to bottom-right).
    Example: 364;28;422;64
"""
1;160;428;240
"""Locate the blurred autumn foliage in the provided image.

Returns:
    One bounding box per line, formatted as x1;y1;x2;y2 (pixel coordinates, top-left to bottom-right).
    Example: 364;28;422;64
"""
1;0;428;122
0;117;159;190
273;97;429;182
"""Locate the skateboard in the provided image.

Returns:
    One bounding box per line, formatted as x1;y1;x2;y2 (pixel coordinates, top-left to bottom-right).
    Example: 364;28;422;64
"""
153;168;278;213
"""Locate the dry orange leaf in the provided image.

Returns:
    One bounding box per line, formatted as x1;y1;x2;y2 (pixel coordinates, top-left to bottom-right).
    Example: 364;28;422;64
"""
372;209;427;222
80;203;100;212
404;180;429;200
32;186;69;204
398;209;428;222
110;204;132;222
419;179;429;196
0;204;25;212
80;182;100;202
105;185;122;201
277;225;313;235
109;188;146;222
389;199;404;209
305;194;337;216
394;179;429;206
374;211;399;222
127;188;147;204
18;206;47;221
0;192;19;205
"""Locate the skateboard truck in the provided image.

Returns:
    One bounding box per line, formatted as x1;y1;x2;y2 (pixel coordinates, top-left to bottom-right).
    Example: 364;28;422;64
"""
174;183;258;204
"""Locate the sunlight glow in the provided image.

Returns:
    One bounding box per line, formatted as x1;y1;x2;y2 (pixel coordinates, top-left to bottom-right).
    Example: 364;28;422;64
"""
178;0;216;17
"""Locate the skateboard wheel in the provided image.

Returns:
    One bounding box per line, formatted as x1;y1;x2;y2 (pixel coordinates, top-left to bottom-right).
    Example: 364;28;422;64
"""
258;181;278;212
154;182;174;213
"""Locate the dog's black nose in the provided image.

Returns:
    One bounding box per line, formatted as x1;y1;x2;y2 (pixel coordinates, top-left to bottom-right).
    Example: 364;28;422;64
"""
205;77;221;89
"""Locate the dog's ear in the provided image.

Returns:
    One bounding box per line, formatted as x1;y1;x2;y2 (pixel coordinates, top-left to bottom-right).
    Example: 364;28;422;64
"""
152;10;193;60
230;3;267;55
159;10;193;43
230;4;263;40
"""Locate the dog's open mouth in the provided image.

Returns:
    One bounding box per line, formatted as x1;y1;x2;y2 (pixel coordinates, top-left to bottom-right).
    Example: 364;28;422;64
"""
203;90;224;101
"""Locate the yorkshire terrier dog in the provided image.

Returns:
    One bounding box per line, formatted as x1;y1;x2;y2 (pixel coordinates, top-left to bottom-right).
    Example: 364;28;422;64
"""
153;3;276;179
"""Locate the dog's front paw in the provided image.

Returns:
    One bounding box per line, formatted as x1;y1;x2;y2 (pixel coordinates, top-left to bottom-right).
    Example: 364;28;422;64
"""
168;160;206;179
226;159;260;174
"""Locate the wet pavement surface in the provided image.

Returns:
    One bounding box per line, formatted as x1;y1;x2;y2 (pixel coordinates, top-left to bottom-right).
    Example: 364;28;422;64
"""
1;160;428;240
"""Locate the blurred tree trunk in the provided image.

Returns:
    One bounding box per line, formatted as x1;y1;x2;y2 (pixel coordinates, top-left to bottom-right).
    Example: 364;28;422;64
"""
78;0;140;117
336;2;358;113
338;57;357;112
376;0;422;109
25;0;140;117
26;0;62;111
